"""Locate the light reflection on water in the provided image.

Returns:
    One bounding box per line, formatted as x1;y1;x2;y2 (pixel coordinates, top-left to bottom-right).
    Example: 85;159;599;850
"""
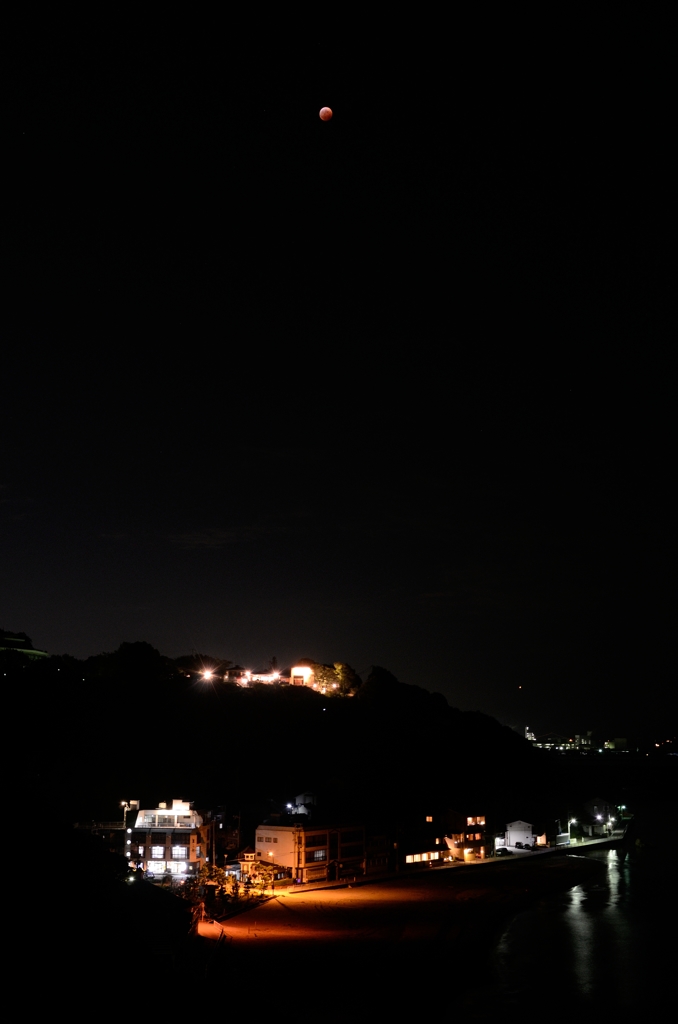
489;849;672;1011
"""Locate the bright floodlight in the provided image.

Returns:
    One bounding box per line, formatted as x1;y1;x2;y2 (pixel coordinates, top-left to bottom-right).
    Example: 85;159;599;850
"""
203;670;213;680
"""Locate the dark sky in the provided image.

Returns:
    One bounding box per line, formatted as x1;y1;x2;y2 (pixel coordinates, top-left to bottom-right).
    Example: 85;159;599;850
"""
6;31;673;738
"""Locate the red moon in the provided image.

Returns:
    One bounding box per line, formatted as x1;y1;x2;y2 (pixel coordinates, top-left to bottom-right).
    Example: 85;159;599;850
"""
319;107;333;121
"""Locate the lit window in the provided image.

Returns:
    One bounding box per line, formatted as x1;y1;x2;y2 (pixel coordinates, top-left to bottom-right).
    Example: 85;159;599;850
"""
426;816;433;822
172;846;188;859
151;846;164;859
475;833;482;841
413;854;421;862
436;838;440;845
166;861;186;874
478;817;486;825
406;855;414;864
137;846;144;857
312;849;327;861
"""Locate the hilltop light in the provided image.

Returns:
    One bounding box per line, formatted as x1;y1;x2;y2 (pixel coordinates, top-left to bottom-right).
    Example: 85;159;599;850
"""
291;665;313;685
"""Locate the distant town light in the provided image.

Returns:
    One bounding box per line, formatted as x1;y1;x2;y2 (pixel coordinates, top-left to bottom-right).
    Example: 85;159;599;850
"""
202;670;213;680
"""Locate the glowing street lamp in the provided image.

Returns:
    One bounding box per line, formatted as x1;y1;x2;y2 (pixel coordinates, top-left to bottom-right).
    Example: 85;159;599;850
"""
121;801;131;859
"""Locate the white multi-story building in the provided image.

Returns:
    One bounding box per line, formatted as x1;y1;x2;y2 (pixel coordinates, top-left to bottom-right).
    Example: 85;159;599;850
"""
129;799;205;877
254;823;365;883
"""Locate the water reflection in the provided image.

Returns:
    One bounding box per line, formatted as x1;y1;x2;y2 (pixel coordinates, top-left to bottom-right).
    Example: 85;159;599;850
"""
565;883;595;997
489;848;671;1011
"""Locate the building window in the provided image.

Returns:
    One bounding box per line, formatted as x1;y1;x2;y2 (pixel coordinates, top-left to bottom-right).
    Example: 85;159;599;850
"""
137;846;144;857
265;837;271;843
257;837;264;843
167;861;186;874
435;838;440;845
340;844;364;859
151;846;165;859
312;849;327;861
305;834;328;848
147;861;165;873
477;817;486;825
172;846;188;859
467;817;475;826
426;816;433;822
475;833;482;841
273;837;278;843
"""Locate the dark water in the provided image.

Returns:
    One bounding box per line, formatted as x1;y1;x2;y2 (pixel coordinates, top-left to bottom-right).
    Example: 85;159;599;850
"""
487;848;675;1012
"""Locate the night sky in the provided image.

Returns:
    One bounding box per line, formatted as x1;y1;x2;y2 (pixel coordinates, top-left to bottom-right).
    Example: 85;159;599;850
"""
7;31;673;738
